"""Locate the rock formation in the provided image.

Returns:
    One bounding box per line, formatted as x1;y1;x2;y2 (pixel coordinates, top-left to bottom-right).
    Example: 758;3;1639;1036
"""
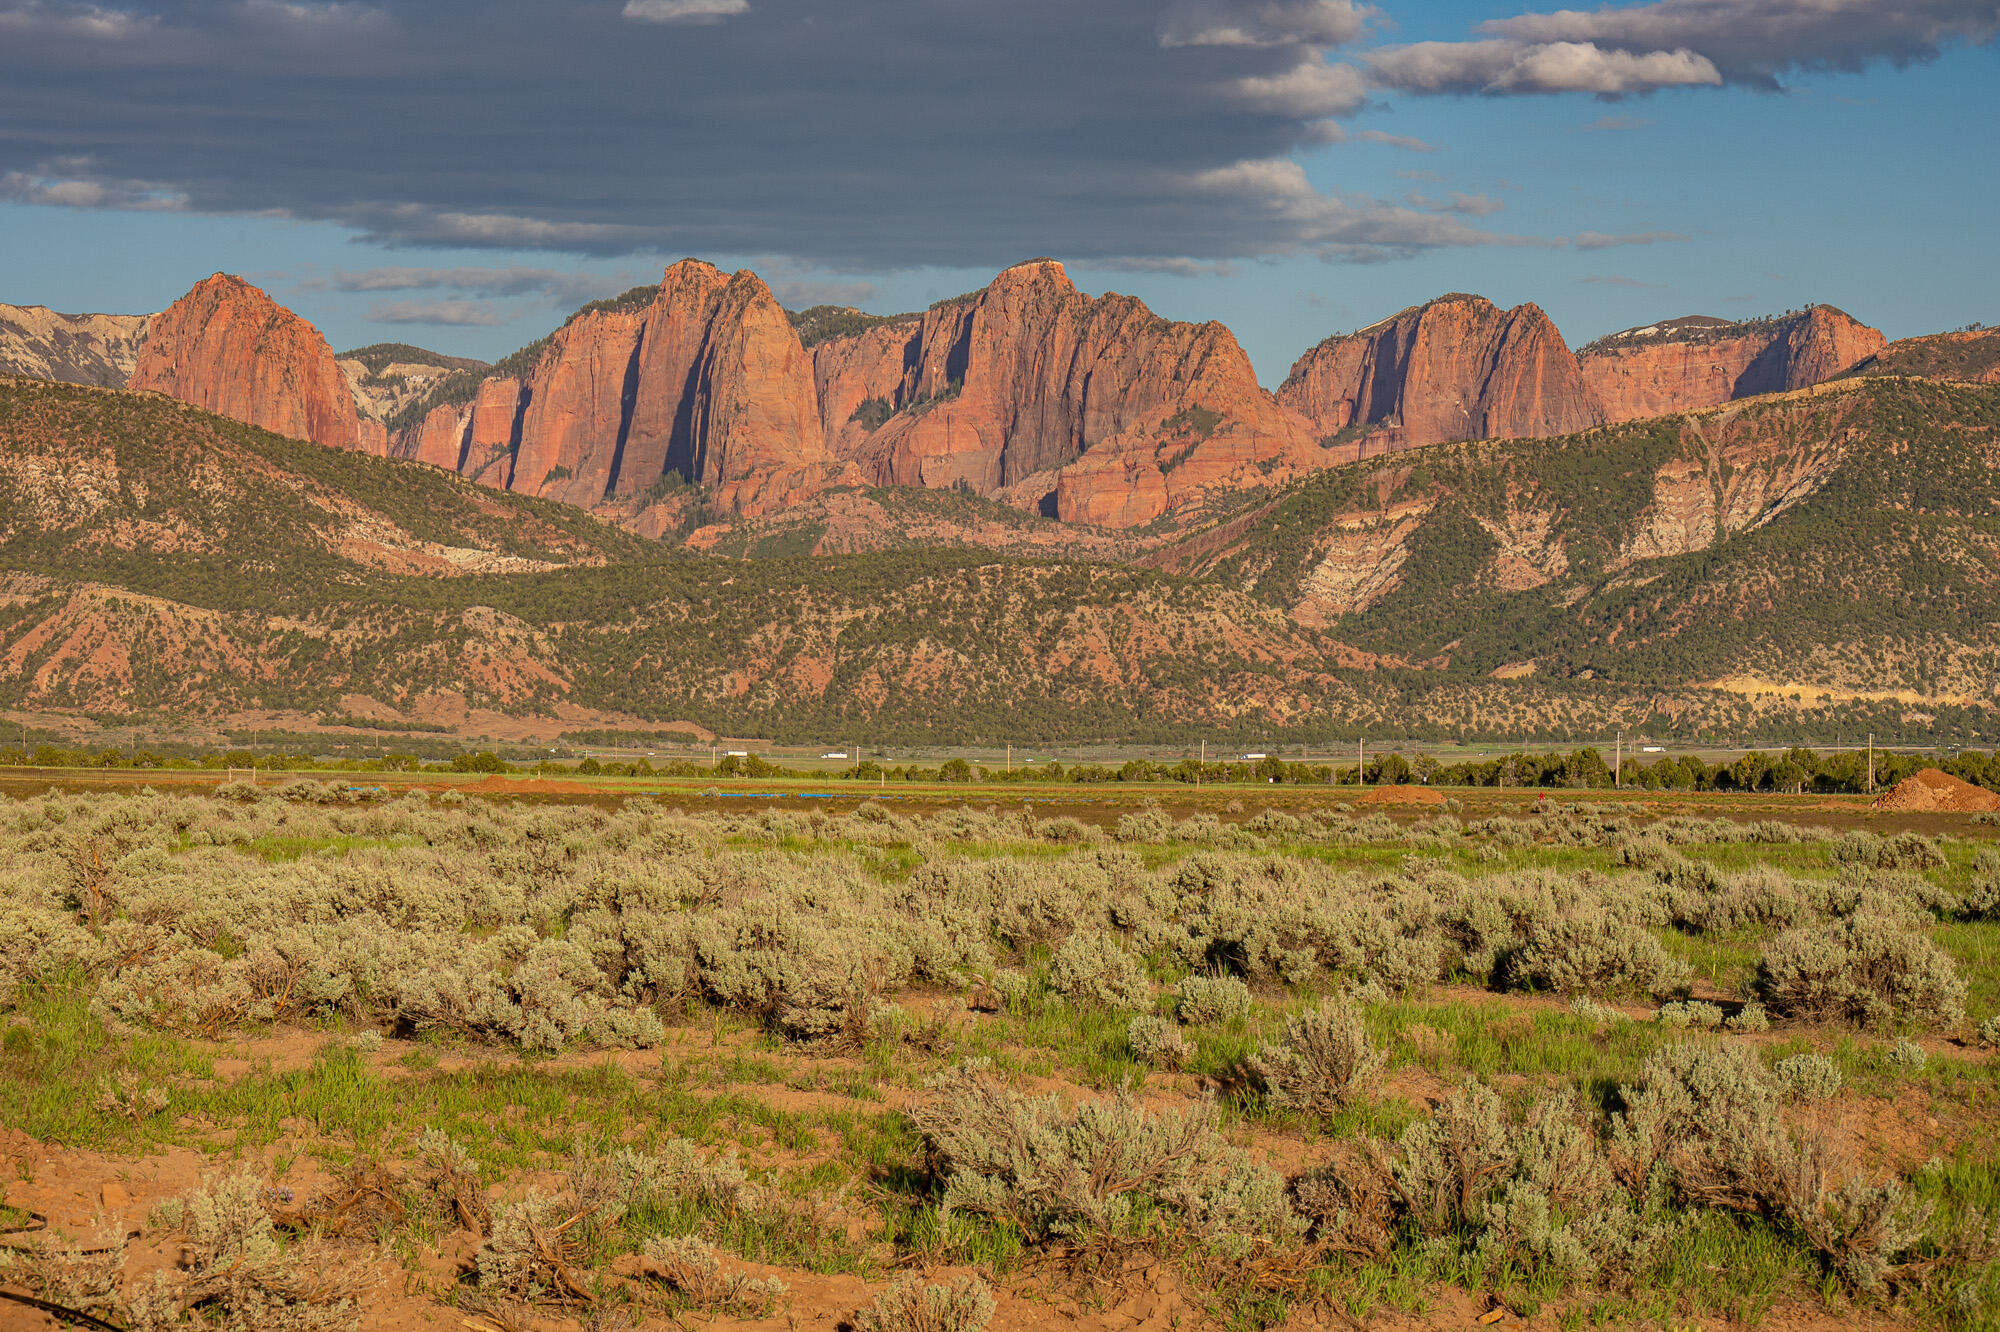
83;267;1903;537
1576;306;1885;422
810;259;1319;526
129;274;366;451
1276;294;1601;454
389;260;854;516
0;304;151;388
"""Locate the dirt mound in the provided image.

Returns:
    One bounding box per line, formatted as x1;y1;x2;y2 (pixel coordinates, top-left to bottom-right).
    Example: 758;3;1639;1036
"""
1871;767;2000;813
1354;783;1447;806
456;775;603;796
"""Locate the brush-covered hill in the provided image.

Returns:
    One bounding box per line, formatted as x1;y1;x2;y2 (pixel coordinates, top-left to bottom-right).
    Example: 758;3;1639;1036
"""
0;376;1386;739
5;372;1997;744
1167;376;2000;712
0;376;659;582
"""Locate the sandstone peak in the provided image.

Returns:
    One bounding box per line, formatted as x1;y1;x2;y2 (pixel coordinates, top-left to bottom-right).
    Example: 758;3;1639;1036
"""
1279;293;1600;452
811;259;1317;526
1577;304;1884;422
987;258;1075;295
130;273;366;450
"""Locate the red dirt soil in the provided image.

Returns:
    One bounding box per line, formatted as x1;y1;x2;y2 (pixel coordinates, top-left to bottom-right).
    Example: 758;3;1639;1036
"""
455;775;604;796
1353;784;1447;806
1870;768;2000;813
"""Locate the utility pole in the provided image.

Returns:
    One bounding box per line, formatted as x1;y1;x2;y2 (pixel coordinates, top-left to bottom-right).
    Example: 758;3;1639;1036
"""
1867;733;1874;794
1006;743;1011;774
1615;731;1622;789
1358;739;1365;786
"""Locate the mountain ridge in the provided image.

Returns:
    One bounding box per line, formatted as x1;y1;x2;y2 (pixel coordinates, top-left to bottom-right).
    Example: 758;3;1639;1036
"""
3;371;1997;745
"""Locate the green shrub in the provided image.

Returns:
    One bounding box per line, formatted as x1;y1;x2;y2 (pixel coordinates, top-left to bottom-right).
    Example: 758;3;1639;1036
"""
1047;931;1150;1010
1127;1014;1191;1068
854;1275;995;1332
909;1061;1303;1254
1508;912;1691;999
637;1235;787;1316
1250;998;1384;1117
1773;1054;1844;1102
1888;1038;1928;1073
1757;913;1967;1029
1174;972;1252;1025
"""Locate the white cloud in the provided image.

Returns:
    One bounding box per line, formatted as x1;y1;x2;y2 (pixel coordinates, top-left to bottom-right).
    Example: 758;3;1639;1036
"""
1159;0;1371;47
1083;256;1242;277
1188;157;1530;258
1231;57;1369;115
0;157;186;210
368;299;509;327
0;2;152;40
1573;229;1690;248
1369;39;1721;94
1484;0;2000;82
622;0;748;25
330;265;628;305
342;205;655;250
767;278;878;308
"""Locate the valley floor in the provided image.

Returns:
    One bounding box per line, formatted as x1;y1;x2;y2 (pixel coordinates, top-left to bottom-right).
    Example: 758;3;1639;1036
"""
3;784;1998;1330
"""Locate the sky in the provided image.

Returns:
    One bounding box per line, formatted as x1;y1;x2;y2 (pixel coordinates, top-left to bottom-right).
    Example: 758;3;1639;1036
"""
0;0;1994;382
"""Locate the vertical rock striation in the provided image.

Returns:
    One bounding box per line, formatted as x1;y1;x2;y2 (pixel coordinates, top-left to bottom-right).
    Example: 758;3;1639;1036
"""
1276;294;1601;455
129;274;366;451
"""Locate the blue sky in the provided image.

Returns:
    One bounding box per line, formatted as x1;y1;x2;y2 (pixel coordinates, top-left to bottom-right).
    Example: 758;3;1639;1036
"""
0;0;1993;381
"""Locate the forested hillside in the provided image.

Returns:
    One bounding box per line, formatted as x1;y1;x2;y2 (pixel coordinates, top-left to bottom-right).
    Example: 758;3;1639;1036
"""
3;374;1996;744
1180;378;2000;707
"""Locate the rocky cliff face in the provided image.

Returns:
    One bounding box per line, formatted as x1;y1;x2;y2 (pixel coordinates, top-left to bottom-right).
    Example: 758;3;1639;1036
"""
130;274;366;451
811;259;1319;526
390;260;852;517
0;305;151;388
1276;295;1601;454
1577;306;1885;422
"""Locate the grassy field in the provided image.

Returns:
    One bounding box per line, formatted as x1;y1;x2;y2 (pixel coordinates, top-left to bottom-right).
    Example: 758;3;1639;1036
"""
2;780;1998;1331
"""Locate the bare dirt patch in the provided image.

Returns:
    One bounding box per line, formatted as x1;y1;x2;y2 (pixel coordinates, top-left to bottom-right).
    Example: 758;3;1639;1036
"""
1353;784;1446;806
1872;767;2000;813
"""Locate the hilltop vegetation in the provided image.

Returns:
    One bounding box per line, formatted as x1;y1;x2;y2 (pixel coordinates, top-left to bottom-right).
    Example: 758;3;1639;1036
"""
1846;329;2000;384
4;374;2000;744
1191;378;2000;704
337;342;489;377
786;304;914;348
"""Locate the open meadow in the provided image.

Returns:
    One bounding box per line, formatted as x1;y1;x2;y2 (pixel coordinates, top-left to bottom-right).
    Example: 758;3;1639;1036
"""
5;776;2000;1332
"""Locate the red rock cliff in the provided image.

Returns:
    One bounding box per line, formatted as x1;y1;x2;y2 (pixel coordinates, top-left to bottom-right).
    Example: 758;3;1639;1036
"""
130;274;366;451
812;259;1318;527
1577;306;1884;422
1276;294;1601;454
394;261;848;517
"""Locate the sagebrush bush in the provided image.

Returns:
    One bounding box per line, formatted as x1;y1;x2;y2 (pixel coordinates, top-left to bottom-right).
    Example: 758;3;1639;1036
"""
1508;912;1691;999
910;1061;1303;1254
1657;1000;1724;1029
129;1172;361;1331
1174;972;1253;1025
638;1235;786;1316
1047;931;1150;1009
1758;913;1967;1029
1250;998;1384;1117
1772;1054;1844;1102
1127;1014;1191;1068
854;1275;995;1332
